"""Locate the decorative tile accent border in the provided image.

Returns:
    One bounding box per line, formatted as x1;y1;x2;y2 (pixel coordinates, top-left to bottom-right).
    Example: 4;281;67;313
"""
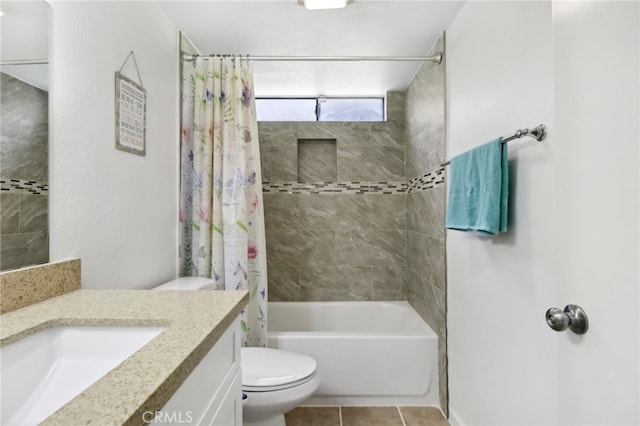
406;168;445;193
262;169;446;195
0;178;49;195
262;181;407;195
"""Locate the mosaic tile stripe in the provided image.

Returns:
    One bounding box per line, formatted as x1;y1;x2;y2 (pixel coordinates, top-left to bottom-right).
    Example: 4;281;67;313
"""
0;178;49;195
263;168;446;195
406;168;445;193
262;181;407;195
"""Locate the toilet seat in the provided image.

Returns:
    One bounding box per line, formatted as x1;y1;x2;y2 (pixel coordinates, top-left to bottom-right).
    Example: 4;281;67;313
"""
153;277;217;290
242;348;316;392
243;372;317;392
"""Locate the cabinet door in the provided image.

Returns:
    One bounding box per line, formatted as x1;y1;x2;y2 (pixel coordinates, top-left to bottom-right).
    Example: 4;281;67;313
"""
154;317;240;425
208;369;242;426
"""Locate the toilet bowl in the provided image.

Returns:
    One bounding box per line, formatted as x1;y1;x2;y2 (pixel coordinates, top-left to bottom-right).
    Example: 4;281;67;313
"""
153;277;319;426
242;347;319;426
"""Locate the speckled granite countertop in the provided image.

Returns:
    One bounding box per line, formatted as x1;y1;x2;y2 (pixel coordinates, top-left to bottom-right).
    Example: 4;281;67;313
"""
0;289;248;426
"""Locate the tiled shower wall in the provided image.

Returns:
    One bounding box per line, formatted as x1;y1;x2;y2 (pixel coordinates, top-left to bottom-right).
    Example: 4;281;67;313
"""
404;36;448;415
259;92;407;302
0;72;49;271
258;38;447;411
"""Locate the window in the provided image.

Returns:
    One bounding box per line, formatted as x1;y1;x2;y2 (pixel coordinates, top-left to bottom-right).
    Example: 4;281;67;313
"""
255;97;384;122
318;98;383;121
255;98;316;121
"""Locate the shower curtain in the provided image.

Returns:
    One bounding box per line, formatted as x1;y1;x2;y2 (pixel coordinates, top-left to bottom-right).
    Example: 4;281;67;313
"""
179;57;267;347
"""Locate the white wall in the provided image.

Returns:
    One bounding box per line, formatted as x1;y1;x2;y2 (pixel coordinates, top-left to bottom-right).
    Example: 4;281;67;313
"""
446;2;558;424
49;2;179;289
447;1;639;425
553;2;639;424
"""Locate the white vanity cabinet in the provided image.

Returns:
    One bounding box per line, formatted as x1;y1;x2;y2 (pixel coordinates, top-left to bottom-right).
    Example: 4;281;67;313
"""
153;317;242;426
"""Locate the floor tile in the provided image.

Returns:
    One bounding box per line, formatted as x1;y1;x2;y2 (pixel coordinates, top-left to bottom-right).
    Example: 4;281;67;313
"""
400;406;449;426
341;406;404;426
285;406;341;426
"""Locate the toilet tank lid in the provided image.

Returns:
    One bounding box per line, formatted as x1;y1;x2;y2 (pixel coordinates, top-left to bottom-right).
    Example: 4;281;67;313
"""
153;276;216;290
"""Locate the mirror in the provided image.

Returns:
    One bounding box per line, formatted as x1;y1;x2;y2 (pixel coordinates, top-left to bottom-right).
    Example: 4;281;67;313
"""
0;0;50;270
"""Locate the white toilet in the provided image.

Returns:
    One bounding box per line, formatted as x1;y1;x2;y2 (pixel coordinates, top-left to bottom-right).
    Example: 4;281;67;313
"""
153;277;319;426
241;347;319;426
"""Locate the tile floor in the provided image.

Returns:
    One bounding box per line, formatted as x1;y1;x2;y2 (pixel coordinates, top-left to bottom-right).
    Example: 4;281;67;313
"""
285;406;449;426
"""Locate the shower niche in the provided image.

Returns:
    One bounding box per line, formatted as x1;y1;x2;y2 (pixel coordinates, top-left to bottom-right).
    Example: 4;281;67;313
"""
297;139;337;183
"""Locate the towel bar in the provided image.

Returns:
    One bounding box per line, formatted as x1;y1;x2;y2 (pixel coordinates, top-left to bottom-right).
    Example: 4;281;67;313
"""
440;124;547;167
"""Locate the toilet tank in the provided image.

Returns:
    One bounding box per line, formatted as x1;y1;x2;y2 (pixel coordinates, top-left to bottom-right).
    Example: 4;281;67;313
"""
153;277;217;291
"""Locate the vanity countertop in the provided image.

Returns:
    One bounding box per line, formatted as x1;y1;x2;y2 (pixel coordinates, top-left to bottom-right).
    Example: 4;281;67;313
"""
0;289;248;426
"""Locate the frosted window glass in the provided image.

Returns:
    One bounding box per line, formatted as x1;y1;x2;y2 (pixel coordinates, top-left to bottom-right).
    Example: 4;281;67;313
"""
256;98;385;122
255;99;316;121
318;98;384;122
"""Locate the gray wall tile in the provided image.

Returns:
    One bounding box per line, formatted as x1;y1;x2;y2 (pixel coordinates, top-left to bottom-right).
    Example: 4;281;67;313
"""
300;265;371;301
0;141;49;183
258;122;297;146
371;121;404;147
372;265;406;301
407;268;436;331
268;266;301;301
406;231;446;296
369;194;406;229
405;38;446;178
406;187;445;239
1;72;49;271
19;194;48;233
1;193;20;234
266;229;334;266
438;343;448;414
386;91;406;124
338;146;404;181
335;229;405;267
1;73;48;183
0;232;48;270
260;145;297;181
264;193;301;230
403;33;448;417
258;91;409;304
300;195;369;231
297;122;372;146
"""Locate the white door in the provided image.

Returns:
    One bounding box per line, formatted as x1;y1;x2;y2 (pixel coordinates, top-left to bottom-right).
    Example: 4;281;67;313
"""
553;1;639;424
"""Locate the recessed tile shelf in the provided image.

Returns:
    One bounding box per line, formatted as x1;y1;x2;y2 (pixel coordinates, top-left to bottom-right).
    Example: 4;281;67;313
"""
298;139;337;183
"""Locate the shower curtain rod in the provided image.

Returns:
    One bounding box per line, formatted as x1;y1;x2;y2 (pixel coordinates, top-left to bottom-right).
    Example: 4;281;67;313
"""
440;124;548;167
182;53;443;64
0;59;48;65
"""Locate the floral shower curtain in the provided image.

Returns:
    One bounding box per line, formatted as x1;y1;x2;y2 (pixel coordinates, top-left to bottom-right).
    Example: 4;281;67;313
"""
179;57;267;347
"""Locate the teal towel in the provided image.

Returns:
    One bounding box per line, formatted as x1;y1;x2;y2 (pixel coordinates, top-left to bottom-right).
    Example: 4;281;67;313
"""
445;138;508;236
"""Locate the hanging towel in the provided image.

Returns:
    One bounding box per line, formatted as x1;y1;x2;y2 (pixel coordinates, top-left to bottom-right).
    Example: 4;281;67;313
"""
445;138;508;236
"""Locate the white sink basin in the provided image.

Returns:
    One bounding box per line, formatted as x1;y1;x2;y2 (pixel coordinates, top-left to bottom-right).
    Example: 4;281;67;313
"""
0;325;165;425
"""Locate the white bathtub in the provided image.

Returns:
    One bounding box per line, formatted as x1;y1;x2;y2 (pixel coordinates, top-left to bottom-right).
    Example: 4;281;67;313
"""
267;301;439;407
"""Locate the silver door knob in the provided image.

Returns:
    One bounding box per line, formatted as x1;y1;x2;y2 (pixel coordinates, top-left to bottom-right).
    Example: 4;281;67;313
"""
546;304;588;334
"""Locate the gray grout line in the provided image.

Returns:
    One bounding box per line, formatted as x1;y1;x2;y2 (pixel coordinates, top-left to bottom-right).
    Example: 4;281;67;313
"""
397;406;407;426
339;406;343;426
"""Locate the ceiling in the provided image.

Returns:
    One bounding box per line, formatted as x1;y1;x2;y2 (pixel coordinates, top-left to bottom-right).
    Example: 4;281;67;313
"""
158;0;465;97
0;1;465;96
0;0;50;91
